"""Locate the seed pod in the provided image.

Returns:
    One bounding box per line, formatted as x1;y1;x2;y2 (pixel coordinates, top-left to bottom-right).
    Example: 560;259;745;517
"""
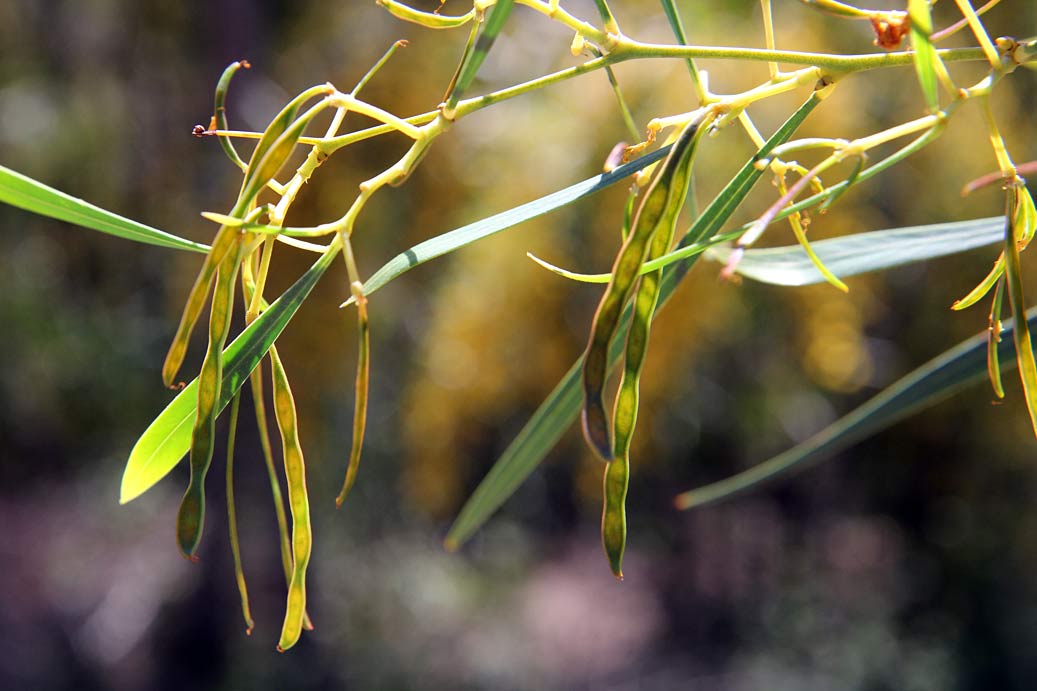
270;349;312;652
336;288;370;507
224;393;254;634
602;118;706;577
214;59;251;169
250;362;314;631
581;112;708;461
176;234;244;559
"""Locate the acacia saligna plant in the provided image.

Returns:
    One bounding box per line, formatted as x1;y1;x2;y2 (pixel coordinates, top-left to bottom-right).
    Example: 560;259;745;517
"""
1;0;1034;650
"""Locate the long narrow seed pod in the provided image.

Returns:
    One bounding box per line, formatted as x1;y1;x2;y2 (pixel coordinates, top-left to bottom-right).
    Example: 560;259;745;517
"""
603;120;706;578
176;235;245;559
601;450;630;579
987;276;1006;399
582;112;709;461
225;393;254;634
270;349;313;652
336;290;370;507
214;59;251;170
250;362;314;631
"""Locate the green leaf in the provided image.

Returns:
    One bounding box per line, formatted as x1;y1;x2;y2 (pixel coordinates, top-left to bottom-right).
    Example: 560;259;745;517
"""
0;164;209;253
445;94;822;550
908;0;940;111
706;216;1004;286
675;305;1037;510
444;0;514;110
120;248;337;504
1003;187;1037;437
658;0;698;79
355;145;672;302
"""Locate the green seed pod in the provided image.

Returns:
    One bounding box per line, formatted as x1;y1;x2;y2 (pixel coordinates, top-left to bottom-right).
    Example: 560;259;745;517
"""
601;452;629;579
336;291;370;507
602;118;706;578
175;234;244;559
581;112;708;461
270;349;313;652
214;59;251;169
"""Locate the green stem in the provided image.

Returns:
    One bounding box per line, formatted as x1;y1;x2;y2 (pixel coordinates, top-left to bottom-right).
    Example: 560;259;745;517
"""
612;39;987;73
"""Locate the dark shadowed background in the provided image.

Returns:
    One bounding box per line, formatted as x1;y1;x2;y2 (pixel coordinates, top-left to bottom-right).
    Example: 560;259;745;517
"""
2;0;1037;688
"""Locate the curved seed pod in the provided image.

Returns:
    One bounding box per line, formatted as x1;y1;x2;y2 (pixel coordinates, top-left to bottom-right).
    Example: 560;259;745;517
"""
214;59;251;169
224;393;254;634
336;289;370;507
250;361;314;631
176;235;245;559
603;122;706;578
270;349;312;652
581;112;708;461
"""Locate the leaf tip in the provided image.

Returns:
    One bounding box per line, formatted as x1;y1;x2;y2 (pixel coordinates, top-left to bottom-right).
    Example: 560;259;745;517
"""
672;492;693;510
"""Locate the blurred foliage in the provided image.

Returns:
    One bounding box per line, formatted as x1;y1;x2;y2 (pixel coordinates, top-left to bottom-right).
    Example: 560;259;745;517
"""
2;0;1037;688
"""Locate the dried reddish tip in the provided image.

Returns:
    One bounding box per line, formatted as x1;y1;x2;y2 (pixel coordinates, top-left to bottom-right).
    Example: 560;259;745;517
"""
191;124;206;137
239;59;251;69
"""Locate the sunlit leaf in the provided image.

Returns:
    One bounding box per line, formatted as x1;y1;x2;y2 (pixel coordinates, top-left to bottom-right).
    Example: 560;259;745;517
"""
675;305;1037;510
0;164;209;253
355;146;672;302
120;248;337;504
706;216;1004;286
908;0;939;111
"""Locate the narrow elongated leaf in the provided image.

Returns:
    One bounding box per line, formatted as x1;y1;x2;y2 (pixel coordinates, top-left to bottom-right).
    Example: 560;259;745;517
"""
706;216;1004;286
120;248;337;504
356;146;671;301
0;164;208;253
1004;187;1037;437
908;0;939;111
444;0;514;110
445;94;822;549
675;306;1037;509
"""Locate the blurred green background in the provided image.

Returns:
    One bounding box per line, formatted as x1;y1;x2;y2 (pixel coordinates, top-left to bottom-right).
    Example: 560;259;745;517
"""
2;0;1037;688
